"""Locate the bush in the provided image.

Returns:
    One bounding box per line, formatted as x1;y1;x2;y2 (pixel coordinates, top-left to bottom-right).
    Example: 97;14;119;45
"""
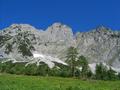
95;63;117;80
0;61;26;75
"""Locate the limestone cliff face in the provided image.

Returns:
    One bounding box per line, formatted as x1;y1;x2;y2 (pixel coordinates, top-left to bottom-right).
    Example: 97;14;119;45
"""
0;23;120;69
0;23;74;60
76;26;120;68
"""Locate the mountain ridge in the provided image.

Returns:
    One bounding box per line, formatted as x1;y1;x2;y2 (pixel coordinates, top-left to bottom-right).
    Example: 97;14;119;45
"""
1;23;119;33
0;22;120;72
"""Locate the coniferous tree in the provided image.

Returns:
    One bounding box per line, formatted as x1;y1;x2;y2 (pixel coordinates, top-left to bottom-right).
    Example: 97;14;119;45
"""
118;73;120;80
107;67;117;80
95;63;108;80
78;56;89;78
66;46;78;77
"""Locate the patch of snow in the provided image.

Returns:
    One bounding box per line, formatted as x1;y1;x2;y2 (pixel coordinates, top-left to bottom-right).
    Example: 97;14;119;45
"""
33;53;45;58
25;52;68;68
88;63;96;73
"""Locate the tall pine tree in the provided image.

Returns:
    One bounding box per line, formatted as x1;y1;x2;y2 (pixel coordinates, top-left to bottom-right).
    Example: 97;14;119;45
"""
66;46;78;77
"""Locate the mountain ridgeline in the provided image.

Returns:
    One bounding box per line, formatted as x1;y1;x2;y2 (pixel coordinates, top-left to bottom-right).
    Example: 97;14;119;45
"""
0;23;120;72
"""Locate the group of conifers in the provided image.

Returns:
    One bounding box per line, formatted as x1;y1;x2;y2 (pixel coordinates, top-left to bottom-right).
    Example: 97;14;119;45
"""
0;46;120;80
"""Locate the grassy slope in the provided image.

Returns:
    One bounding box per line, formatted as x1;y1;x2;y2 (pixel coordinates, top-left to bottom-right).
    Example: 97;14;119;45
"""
0;74;120;90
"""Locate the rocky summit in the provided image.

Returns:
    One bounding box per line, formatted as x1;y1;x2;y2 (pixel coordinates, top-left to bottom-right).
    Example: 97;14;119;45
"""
0;23;120;71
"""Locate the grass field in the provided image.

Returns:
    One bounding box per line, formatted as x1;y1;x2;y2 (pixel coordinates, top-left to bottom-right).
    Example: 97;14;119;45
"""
0;74;120;90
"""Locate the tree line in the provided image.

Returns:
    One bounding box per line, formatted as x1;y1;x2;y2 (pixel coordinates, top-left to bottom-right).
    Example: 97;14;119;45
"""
0;46;120;80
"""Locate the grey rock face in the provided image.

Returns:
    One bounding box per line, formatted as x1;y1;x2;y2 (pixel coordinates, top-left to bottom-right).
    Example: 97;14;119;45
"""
35;23;74;58
0;23;120;69
76;26;120;68
0;23;74;60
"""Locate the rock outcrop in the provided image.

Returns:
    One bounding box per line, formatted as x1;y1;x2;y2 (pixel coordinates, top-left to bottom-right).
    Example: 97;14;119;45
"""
0;23;120;70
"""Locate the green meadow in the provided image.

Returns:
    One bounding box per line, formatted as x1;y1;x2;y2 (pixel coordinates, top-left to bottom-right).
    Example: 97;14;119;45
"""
0;74;120;90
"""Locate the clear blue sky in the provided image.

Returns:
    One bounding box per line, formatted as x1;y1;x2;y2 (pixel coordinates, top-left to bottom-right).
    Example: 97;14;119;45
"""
0;0;120;32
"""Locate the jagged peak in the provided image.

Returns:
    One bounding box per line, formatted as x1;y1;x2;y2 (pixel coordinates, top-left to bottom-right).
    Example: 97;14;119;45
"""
51;22;68;27
94;26;111;32
46;22;73;34
49;22;70;29
10;24;36;30
10;23;33;27
10;23;32;27
2;23;44;33
52;22;62;27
